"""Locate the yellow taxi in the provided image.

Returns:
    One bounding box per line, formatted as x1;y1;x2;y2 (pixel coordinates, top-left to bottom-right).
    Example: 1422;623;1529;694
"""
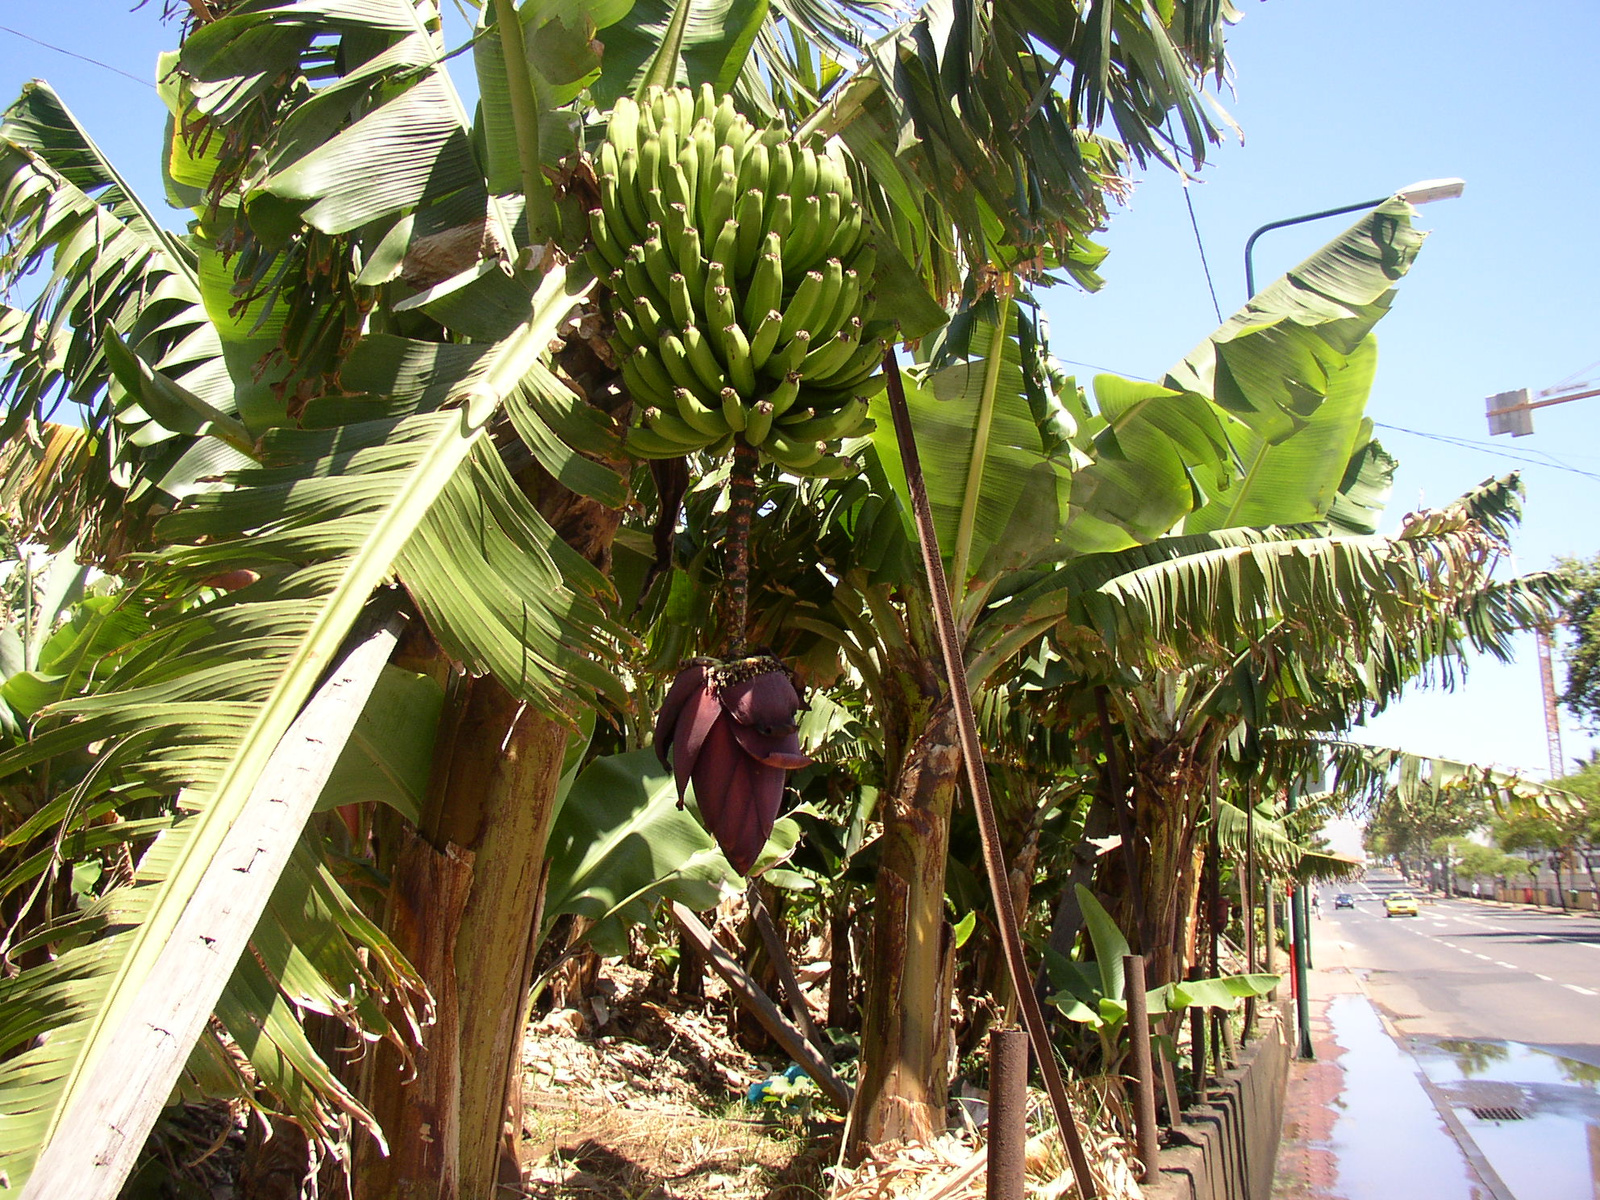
1383;892;1420;918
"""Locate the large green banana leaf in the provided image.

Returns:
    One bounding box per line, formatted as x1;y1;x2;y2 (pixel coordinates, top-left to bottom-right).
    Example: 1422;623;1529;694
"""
0;265;607;1193
542;749;800;958
867;297;1086;626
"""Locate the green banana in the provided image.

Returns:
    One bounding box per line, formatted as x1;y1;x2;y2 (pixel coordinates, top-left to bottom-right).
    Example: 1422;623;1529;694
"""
612;308;643;354
675;224;706;299
638;134;663;205
661;331;716;405
806;257;846;339
799;317;863;379
667;272;697;331
642;231;674;298
749;309;784;371
763;430;826;471
734;189;766;278
599;172;642;245
719;387;747;432
700;146;739;235
620;349;672;407
694;82;718;125
693;121;718;199
791;146;818;201
765;193;793;245
766;371;803;418
776;396;869;442
622;249;667;317
661;200;690;251
784;195;824;272
588;208;627;270
618;149;649;237
743;245;783;331
625;425;698;459
743;399;775;448
683;325;728;394
722;323;758;396
809;335;888;389
776;270;826;344
608;95;640;157
709;218;739;280
712;94;738;145
739;142;769;196
769;328;812;377
647;405;716;447
809;265;861;345
632;293;666;342
629;344;676;398
706;286;739;354
764;144;792;215
662;157;694;211
672;385;731;438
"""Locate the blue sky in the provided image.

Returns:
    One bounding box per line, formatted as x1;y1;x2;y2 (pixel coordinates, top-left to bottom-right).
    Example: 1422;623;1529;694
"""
4;1;1598;779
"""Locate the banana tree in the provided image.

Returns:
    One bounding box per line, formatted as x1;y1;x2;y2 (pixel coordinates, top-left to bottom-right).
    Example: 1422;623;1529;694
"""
0;0;1257;1192
1000;474;1562;984
786;191;1439;1147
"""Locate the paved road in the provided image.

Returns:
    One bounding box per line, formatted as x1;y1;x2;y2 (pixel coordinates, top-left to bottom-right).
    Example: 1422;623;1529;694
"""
1313;872;1600;1055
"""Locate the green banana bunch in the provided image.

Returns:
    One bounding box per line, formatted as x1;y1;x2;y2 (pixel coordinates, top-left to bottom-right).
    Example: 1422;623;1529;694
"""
589;84;888;475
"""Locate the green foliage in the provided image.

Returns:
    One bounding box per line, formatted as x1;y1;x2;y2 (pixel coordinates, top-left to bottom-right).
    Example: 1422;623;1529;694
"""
541;749;800;957
1558;553;1600;732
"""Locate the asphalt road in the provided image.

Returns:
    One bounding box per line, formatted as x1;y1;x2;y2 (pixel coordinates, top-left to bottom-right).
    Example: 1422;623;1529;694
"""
1313;870;1600;1056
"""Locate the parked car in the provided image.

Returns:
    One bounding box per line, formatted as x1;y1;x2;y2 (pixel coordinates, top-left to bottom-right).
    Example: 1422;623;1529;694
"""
1334;893;1355;909
1384;892;1420;917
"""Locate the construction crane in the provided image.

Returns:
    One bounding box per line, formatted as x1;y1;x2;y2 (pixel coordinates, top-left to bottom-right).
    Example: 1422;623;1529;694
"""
1486;363;1600;436
1535;624;1564;779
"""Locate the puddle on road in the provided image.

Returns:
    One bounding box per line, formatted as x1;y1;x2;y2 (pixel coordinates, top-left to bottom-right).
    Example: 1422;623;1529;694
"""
1413;1036;1600;1200
1326;993;1487;1199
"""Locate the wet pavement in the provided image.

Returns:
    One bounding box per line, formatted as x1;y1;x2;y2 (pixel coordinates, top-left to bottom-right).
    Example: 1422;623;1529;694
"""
1414;1037;1600;1200
1273;967;1493;1199
1275;875;1600;1199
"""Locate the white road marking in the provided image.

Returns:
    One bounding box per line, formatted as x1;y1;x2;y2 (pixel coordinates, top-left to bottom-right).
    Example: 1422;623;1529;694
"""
1473;953;1492;961
1494;961;1517;970
1563;984;1597;996
1536;974;1553;982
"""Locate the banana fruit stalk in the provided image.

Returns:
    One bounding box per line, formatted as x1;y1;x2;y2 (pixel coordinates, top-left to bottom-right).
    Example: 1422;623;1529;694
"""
590;84;888;476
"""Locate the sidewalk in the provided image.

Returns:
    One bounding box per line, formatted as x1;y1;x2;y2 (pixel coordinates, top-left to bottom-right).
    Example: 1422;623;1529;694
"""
1272;932;1503;1200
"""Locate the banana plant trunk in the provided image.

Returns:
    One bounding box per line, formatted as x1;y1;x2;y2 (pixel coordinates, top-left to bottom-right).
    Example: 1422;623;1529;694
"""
353;349;626;1198
353;674;571;1199
846;700;961;1155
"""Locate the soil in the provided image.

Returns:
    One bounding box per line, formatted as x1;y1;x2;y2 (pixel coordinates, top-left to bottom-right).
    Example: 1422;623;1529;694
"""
517;961;843;1199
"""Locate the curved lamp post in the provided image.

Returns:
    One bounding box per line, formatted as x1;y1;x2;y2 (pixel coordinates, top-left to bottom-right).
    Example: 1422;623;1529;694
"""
1243;177;1465;298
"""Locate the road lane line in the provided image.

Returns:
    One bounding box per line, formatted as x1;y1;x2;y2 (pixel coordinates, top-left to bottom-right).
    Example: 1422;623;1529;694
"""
1536;973;1553;981
1494;961;1517;969
1563;984;1597;996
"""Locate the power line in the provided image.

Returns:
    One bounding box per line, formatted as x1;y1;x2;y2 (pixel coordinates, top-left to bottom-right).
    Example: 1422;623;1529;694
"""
1181;180;1224;325
1056;358;1154;382
0;25;156;90
1373;421;1600;482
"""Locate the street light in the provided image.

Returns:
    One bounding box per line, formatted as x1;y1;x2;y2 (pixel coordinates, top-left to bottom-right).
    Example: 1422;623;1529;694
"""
1243;177;1466;298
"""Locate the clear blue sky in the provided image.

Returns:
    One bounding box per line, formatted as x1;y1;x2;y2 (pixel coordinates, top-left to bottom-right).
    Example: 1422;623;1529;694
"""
4;1;1598;779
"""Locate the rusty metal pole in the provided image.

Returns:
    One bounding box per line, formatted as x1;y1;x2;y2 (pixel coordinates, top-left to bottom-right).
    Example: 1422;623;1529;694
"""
1123;954;1160;1183
987;1027;1028;1200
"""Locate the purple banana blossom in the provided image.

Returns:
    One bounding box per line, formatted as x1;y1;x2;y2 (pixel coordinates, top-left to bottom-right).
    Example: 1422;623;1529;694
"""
654;656;811;874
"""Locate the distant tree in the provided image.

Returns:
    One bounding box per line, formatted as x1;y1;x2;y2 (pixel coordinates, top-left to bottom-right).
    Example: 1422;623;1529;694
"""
1558;554;1600;731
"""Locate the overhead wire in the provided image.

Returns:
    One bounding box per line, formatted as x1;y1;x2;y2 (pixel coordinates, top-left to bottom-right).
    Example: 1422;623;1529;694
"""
0;25;156;89
1372;422;1600;483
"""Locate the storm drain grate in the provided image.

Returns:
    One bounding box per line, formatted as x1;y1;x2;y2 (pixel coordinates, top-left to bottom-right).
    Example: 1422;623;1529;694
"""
1467;1106;1526;1122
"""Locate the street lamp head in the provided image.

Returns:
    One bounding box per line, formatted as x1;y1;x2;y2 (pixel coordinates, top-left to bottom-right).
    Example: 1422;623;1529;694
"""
1396;177;1466;205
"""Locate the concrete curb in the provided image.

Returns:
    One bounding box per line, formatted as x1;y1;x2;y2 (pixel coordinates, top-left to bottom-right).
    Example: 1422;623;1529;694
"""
1143;1013;1289;1200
